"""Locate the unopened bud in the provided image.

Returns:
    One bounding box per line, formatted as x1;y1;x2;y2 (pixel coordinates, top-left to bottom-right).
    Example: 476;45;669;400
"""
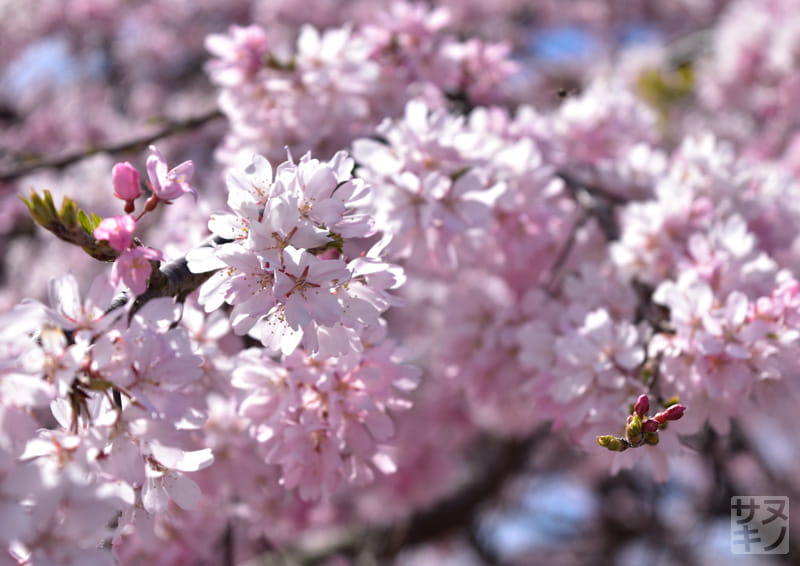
627;432;643;445
112;162;142;201
644;431;659;445
597;435;626;452
654;404;686;424
626;414;643;444
633;394;650;417
642;418;659;433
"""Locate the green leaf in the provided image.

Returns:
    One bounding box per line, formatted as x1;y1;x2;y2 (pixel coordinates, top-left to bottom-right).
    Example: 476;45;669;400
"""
19;190;57;226
20;189;118;262
42;190;57;215
59;197;78;226
77;209;93;235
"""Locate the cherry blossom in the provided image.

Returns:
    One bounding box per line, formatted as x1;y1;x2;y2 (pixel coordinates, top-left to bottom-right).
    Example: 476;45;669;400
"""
111;247;164;295
93;214;136;252
145;145;198;203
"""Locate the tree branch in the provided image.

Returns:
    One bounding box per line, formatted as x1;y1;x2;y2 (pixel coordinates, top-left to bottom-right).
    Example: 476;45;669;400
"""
245;432;542;566
107;234;228;314
0;108;224;183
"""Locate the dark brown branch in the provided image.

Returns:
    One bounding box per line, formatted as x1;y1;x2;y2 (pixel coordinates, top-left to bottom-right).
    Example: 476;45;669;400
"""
107;234;229;314
466;525;504;566
544;208;590;294
543;170;630;293
556;170;630;208
591;471;700;566
556;170;626;242
0;108;224;183
246;433;541;566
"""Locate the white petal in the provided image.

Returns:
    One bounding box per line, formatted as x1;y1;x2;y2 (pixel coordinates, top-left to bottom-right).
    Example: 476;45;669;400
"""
142;478;169;513
371;452;397;475
164;472;202;510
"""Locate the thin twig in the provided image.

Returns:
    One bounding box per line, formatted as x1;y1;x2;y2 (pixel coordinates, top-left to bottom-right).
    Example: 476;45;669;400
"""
544;209;590;294
0;108;224;182
544;170;629;293
556;170;630;207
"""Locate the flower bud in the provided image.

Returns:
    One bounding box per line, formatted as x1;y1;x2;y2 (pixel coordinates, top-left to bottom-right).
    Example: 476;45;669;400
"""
654;404;686;424
626;431;643;445
626;414;643;444
642;418;659;433
633;394;650;417
597;435;626;452
644;431;659;445
112;162;142;201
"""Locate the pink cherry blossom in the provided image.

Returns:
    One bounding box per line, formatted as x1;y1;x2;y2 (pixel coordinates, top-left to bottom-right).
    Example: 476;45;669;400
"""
45;273;121;336
111;247;164;295
94;215;136;252
273;247;349;330
146;145;197;203
141;445;213;512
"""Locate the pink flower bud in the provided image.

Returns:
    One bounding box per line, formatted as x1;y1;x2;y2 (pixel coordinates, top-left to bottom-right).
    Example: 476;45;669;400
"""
94;215;136;252
633;394;650;417
642;418;659;433
112;162;142;201
654;404;686;424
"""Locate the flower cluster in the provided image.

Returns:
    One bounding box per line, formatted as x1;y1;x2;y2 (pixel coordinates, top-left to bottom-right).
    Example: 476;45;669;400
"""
186;149;417;498
597;394;687;452
188;150;401;356
232;337;418;500
92;146;197;295
350;92;656;442
206;3;518;166
0;277;212;564
698;0;800;165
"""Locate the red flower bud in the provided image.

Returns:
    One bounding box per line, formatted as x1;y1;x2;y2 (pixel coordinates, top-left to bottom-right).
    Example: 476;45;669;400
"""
654;404;686;424
633;394;650;417
642;418;659;433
